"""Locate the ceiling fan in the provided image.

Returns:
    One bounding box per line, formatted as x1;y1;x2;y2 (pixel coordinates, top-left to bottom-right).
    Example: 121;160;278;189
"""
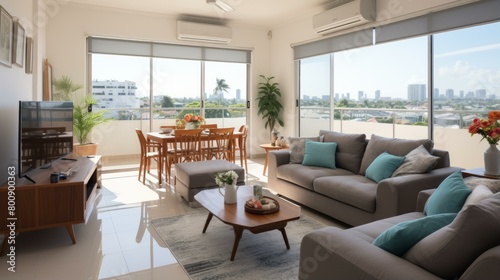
206;0;234;13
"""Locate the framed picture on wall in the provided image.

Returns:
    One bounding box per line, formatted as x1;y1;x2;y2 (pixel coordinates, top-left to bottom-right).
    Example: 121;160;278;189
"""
0;5;13;67
12;20;25;67
25;36;33;74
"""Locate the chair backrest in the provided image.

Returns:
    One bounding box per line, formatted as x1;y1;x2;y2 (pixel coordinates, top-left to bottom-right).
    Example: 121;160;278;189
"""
238;125;249;146
173;129;203;162
160;125;176;129
207;128;234;160
201;124;218;129
135;128;147;155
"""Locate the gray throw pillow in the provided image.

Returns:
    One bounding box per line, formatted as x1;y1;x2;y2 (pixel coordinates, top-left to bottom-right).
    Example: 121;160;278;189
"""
405;192;500;279
464;176;500;193
359;135;434;175
392;145;440;177
288;136;321;164
319;130;366;174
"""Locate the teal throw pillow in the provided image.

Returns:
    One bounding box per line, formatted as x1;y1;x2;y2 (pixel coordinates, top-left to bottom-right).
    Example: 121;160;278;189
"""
365;152;405;183
373;213;457;256
302;141;337;169
425;171;471;216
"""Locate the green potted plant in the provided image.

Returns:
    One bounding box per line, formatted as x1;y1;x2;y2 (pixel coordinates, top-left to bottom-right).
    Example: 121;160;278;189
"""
72;96;111;156
256;75;284;143
52;76;111;156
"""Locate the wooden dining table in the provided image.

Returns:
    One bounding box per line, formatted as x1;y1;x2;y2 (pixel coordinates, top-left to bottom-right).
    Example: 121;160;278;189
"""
147;130;243;185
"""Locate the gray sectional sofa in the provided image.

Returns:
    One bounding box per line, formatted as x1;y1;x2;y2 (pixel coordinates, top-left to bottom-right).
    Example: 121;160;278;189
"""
299;189;500;280
268;131;462;226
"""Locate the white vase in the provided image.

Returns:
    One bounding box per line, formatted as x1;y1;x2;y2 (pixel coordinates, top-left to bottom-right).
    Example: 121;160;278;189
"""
484;144;500;176
218;184;239;204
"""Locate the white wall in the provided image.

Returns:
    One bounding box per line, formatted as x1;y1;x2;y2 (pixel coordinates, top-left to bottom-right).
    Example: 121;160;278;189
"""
0;0;45;183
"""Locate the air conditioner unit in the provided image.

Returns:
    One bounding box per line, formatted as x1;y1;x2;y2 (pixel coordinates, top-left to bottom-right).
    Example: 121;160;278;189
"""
313;0;376;34
177;20;232;44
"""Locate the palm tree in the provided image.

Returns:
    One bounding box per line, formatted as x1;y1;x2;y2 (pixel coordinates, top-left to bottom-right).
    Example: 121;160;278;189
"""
213;78;230;105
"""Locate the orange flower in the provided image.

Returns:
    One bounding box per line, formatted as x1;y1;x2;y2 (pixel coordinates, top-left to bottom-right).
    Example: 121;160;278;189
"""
488;110;500;122
468;111;500;145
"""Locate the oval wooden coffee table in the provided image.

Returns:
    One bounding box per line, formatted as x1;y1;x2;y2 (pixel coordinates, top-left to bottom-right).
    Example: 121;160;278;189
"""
194;186;301;261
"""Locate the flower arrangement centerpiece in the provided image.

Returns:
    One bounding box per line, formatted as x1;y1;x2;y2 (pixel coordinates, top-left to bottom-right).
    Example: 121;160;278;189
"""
468;111;500;144
215;170;239;187
215;170;240;204
176;113;205;129
468;110;500;176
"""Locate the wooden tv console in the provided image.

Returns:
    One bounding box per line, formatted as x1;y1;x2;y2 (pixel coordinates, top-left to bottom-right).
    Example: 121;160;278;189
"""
0;156;101;255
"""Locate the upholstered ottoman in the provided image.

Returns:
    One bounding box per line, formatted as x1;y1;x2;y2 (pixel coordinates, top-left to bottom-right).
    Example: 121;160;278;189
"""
175;160;245;207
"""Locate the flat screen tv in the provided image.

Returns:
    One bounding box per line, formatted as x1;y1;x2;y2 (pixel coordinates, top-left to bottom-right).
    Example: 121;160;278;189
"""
18;101;74;178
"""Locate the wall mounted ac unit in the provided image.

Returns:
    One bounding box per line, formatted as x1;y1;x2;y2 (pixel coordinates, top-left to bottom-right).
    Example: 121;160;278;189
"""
313;0;376;34
177;20;232;44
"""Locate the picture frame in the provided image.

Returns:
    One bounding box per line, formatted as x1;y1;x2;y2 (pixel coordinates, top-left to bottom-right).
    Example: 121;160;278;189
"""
12;20;25;67
25;36;33;74
0;5;13;67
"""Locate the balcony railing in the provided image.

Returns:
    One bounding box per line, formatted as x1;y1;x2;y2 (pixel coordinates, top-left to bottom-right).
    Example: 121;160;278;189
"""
91;105;488;170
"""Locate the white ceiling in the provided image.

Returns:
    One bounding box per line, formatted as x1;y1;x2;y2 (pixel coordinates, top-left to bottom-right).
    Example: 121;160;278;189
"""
60;0;331;27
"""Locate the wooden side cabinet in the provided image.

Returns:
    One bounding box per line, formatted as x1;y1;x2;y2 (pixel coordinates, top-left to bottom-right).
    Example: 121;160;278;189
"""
0;156;102;255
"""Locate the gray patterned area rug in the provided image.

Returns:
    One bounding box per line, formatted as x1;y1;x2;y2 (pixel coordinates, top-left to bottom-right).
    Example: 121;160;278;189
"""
151;210;326;280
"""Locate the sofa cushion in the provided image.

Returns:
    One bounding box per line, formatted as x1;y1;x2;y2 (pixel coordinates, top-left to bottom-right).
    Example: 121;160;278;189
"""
425;171;471;216
320;130;366;174
365;152;405;183
276;164;353;191
359;135;434;175
392;145;440;177
462;184;494;210
373;213;457;257
302;141;337;169
405;192;500;279
314;175;377;212
288;136;322;164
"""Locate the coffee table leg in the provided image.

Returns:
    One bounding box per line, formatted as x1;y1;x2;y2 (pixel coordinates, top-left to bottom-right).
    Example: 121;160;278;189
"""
202;213;213;233
279;227;290;249
230;226;244;261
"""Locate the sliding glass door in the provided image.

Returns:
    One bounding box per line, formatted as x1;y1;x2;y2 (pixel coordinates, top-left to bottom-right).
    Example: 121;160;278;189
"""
87;37;251;158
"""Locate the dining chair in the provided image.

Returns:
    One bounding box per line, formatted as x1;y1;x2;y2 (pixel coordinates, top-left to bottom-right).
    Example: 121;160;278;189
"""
203;127;234;161
200;123;218;129
165;129;203;183
234;125;249;170
160;125;176;130
135;128;161;184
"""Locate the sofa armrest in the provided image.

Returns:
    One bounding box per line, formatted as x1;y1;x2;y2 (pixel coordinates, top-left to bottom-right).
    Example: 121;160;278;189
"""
416;189;435;213
300;227;442;280
268;150;290;184
268;149;290;167
374;167;463;220
459;245;500;280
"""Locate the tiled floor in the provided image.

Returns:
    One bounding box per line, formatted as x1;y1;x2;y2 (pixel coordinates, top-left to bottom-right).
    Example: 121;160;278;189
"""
0;157;345;279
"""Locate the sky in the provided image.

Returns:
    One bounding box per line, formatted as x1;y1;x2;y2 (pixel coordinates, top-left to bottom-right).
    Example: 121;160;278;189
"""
300;21;500;100
92;55;247;100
